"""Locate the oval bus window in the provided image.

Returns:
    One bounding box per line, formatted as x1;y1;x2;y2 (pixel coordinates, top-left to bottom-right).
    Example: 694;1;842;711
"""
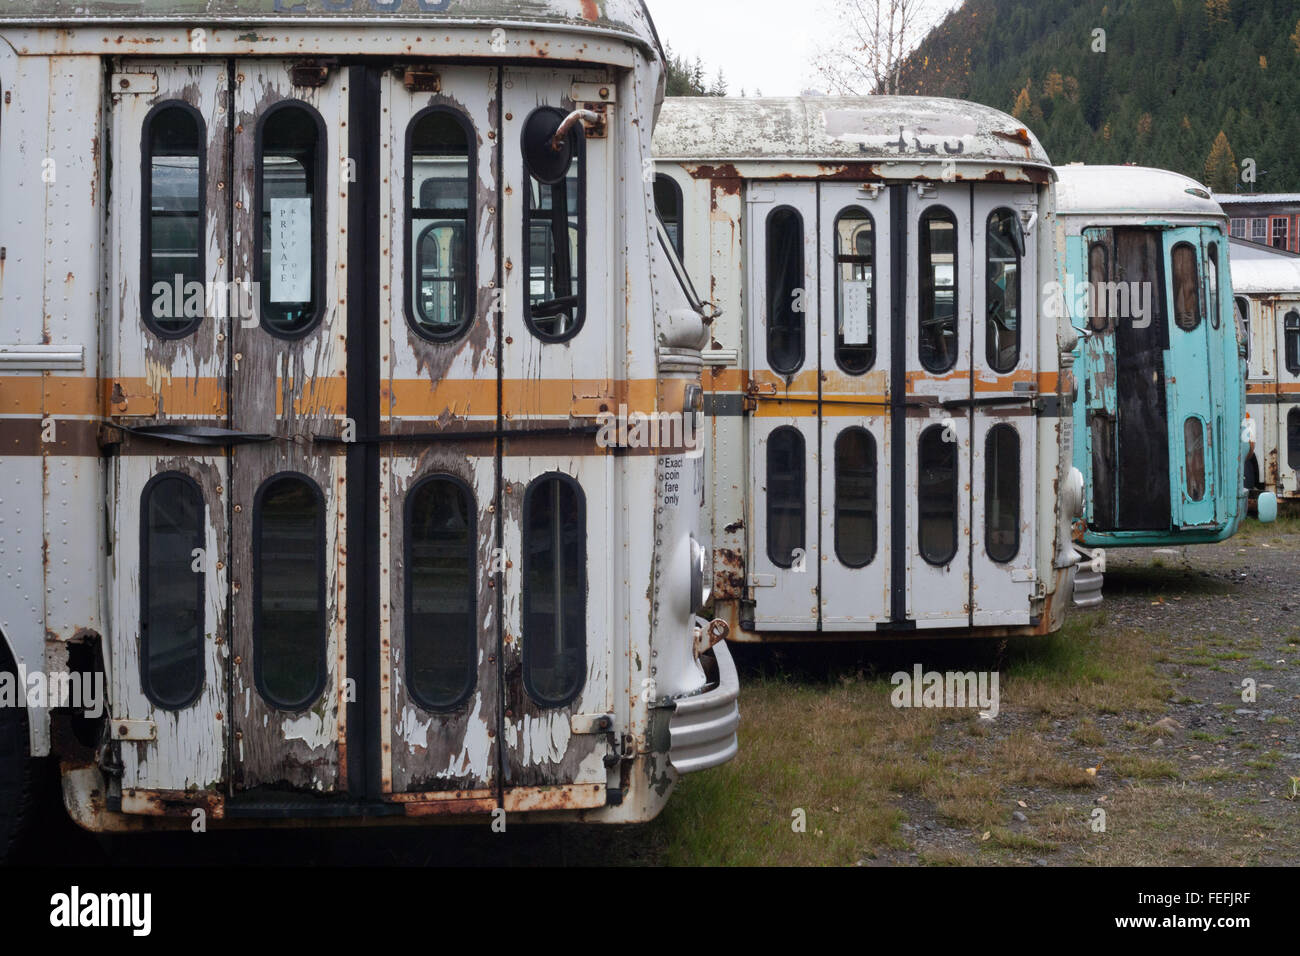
256;103;325;338
985;425;1021;563
522;476;587;707
406;476;477;711
1184;417;1207;502
1285;310;1300;375
408;109;474;340
919;207;958;373
986;208;1021;373
141;474;205;709
918;425;958;566
766;206;805;375
143;103;206;337
1172;242;1201;332
835;208;875;374
767;427;806;569
522;107;585;342
254;474;326;711
834;427;877;568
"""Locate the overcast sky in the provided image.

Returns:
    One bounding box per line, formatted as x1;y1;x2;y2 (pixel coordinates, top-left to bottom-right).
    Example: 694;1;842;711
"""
643;0;961;97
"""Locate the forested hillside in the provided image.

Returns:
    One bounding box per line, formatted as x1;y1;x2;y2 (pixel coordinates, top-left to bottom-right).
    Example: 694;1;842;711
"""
896;0;1300;190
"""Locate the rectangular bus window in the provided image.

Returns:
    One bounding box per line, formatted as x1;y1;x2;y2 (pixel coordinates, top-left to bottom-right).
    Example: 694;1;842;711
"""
1206;242;1221;329
835;208;874;374
144;103;205;337
1289;409;1300;472
919;207;958;372
1285;310;1300;374
834;428;877;568
918;425;958;565
985;425;1020;563
408;108;474;340
257;103;325;337
523;107;584;341
1184;417;1206;502
767;427;806;569
1172;242;1201;332
986;208;1022;373
654;174;684;258
1088;240;1110;331
254;474;326;712
766;207;805;374
406;476;477;712
141;474;206;709
522;475;587;707
1235;297;1251;362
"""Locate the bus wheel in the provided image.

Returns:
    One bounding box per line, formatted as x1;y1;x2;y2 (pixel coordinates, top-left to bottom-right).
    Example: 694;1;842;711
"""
0;645;37;863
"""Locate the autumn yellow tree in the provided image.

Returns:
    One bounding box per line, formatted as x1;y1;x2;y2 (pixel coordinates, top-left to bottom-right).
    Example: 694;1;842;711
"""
1012;86;1032;119
1292;17;1300;54
1206;0;1231;26
1204;131;1238;191
1044;71;1064;99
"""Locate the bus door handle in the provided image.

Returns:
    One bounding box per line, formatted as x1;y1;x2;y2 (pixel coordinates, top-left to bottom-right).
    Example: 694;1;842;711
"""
103;424;274;448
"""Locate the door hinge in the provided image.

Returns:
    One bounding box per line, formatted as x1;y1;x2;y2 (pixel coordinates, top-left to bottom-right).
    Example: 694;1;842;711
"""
402;68;441;93
111;719;157;742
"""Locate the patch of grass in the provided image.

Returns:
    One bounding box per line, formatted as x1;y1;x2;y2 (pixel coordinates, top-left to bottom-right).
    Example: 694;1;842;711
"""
1072;720;1106;747
1109;755;1180;780
999;616;1171;718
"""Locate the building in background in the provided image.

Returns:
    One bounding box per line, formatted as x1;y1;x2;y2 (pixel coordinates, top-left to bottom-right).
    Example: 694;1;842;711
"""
1217;194;1300;254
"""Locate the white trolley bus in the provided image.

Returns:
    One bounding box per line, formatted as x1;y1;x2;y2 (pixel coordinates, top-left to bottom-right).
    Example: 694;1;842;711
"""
654;97;1083;641
1231;246;1300;504
0;0;738;850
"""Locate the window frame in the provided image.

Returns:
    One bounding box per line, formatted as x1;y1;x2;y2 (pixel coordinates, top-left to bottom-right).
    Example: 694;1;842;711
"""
653;173;685;259
1184;416;1207;502
252;472;328;713
140;99;208;341
253;99;329;341
1289;408;1300;471
404;105;477;343
985;207;1022;373
984;424;1021;564
1088;239;1111;332
139;471;207;711
1171;241;1202;332
1285;310;1300;375
765;204;806;375
918;205;960;374
833;205;876;375
1205;241;1221;330
833;427;877;569
766;426;806;570
404;473;478;713
1235;296;1252;362
520;473;588;709
918;424;959;567
521;105;587;344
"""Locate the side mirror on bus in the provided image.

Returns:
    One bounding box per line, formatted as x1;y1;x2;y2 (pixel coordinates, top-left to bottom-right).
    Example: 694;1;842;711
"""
1257;492;1278;525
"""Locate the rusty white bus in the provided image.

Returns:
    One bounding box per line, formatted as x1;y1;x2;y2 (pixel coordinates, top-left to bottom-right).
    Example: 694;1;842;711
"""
1054;166;1266;605
0;0;739;854
1230;243;1300;508
653;97;1084;642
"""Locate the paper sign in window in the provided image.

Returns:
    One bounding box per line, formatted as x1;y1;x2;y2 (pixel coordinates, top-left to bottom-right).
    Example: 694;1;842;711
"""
271;197;311;304
842;280;872;345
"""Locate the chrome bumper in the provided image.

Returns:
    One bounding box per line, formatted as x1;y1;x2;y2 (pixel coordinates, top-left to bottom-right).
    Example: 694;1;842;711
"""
667;640;740;774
